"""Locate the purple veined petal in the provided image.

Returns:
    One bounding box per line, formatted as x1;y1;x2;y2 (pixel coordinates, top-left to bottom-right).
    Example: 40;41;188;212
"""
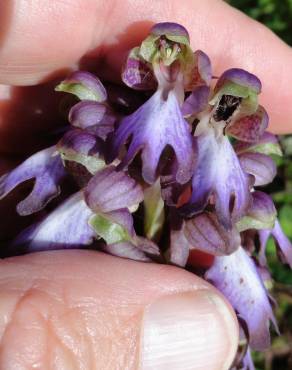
239;152;276;186
101;241;152;262
206;246;278;351
57;129;106;174
69;100;107;127
150;22;190;43
169;226;190;267
110;89;196;184
259;219;292;268
69;101;116;139
181;86;210;117
0;146;66;216
12;192;95;252
84;166;143;213
215;68;262;95
181;131;251;228
236;191;277;232
105;209;135;238
184;212;241;255
235;132;282;156
190;50;212;87
55;71;107;102
227;105;269;142
122;48;157;91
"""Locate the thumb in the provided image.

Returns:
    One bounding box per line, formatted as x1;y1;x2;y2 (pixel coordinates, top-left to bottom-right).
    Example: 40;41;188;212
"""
0;250;238;370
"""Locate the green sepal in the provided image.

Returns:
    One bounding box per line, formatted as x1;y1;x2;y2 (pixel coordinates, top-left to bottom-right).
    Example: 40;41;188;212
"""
139;35;160;63
238;142;283;157
236;212;276;232
55;82;103;102
89;213;131;244
58;150;105;175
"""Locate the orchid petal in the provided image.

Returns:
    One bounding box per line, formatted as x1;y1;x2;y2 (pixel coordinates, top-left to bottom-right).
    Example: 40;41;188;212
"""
55;71;107;102
259;220;292;268
12;192;95;252
84;166;143;213
69;101;115;139
169;225;190;267
214;68;261;95
227;105;268;142
235;132;282;156
206;246;277;350
101;242;152;262
122;47;157;90
57;129;105;174
110;89;196;184
181;132;250;228
184;212;241;255
181;86;210;117
150;22;190;44
239;152;276;186
0;146;66;216
236;191;276;232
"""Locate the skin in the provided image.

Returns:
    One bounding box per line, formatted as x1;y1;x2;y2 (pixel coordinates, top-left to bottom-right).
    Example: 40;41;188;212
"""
0;1;292;369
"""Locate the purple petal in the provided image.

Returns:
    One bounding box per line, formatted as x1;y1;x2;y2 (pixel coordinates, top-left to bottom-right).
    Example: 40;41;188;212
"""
57;129;105;174
170;226;190;267
239;152;276;186
12;192;95;252
69;101;115;139
122;52;157;91
150;22;190;42
206;246;277;350
235;132;282;156
192;50;212;86
0;146;66;216
84;166;143;213
181;132;250;228
259;220;292;268
110;89;196;184
184;212;241;255
241;348;256;370
55;71;107;102
215;68;262;94
101;241;152;262
236;191;276;232
181;86;210;117
227;106;268;142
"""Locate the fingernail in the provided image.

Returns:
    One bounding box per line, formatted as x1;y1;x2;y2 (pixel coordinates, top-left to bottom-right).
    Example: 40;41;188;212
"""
140;290;238;370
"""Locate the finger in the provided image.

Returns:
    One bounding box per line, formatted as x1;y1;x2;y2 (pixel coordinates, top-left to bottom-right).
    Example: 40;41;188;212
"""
0;250;238;369
0;1;292;133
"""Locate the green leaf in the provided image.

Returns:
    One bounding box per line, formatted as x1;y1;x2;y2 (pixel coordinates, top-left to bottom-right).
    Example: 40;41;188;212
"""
89;214;131;244
144;181;165;240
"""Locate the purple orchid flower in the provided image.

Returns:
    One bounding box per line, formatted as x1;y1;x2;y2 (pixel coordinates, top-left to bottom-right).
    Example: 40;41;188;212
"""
1;21;291;368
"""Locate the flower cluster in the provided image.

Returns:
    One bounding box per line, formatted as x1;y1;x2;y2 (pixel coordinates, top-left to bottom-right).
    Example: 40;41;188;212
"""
1;22;291;369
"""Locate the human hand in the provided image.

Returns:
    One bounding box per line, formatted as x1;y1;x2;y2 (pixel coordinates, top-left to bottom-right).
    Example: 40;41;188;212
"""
0;1;292;369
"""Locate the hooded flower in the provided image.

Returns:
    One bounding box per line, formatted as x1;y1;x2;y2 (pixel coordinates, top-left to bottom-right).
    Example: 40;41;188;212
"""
110;22;213;184
180;68;268;228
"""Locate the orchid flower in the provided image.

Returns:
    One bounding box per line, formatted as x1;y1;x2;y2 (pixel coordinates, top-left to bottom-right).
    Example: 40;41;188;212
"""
0;22;291;370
